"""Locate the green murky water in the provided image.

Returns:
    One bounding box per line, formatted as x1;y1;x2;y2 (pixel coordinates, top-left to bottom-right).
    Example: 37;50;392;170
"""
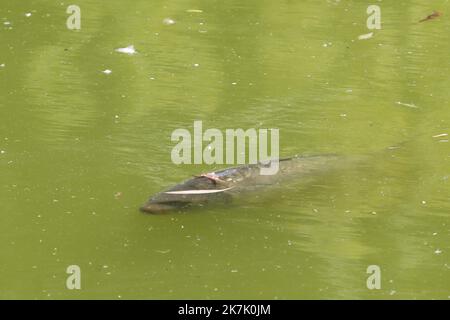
1;0;449;299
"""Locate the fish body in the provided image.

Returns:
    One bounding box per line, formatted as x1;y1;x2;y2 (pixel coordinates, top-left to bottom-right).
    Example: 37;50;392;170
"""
140;154;341;213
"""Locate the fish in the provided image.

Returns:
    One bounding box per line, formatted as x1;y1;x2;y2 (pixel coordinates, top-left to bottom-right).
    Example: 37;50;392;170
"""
140;154;343;214
419;11;442;22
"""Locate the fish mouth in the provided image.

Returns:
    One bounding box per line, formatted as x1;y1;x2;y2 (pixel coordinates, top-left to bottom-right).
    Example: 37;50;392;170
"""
139;201;186;214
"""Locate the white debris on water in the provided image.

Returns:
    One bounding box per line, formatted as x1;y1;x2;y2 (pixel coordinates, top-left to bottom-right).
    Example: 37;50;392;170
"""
435;249;442;255
432;133;448;138
102;69;112;74
163;18;176;25
25;13;32;17
156;249;171;254
396;101;418;109
3;21;11;25
186;9;203;13
115;45;137;55
358;32;373;40
0;150;5;154
193;63;199;67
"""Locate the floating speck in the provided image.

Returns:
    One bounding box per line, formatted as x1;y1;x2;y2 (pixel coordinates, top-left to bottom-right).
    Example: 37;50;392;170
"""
358;32;373;40
432;133;448;138
115;45;137;55
3;21;11;26
102;69;112;74
0;150;5;154
435;249;442;255
0;63;5;68
25;13;32;17
193;63;199;67
396;101;418;109
421;200;427;205
231;269;238;273
186;9;203;13
163;18;176;25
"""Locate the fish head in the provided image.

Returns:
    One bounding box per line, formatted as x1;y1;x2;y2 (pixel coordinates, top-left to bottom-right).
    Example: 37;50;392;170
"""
140;177;234;214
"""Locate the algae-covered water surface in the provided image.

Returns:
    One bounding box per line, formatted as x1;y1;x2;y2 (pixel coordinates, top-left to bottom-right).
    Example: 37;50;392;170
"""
0;1;449;299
